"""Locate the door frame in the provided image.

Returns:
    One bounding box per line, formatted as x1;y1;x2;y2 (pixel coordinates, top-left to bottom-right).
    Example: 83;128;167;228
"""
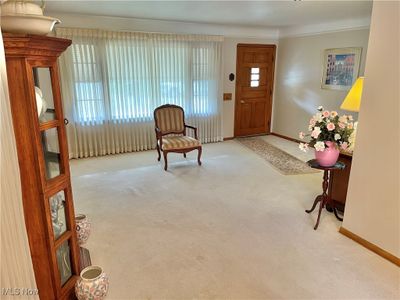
234;43;276;137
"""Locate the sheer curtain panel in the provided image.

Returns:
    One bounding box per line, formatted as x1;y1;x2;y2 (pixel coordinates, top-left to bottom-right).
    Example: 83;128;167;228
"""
56;28;223;158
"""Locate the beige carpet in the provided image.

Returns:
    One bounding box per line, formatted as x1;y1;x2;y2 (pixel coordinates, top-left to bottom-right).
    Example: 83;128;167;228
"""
236;137;318;175
70;136;399;299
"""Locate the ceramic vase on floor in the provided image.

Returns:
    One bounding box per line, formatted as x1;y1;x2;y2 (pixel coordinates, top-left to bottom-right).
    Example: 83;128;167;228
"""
75;214;91;245
75;266;109;300
315;141;340;167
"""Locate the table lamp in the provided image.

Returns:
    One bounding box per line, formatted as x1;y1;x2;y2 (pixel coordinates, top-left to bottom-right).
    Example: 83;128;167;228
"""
340;77;364;112
340;76;364;152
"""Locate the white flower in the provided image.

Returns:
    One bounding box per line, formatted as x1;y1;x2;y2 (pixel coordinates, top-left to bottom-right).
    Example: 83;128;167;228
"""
299;132;305;139
314;113;323;122
334;133;341;141
299;143;309;152
314;141;326;152
311;126;321;139
339;115;348;124
317;106;324;111
331;111;338;117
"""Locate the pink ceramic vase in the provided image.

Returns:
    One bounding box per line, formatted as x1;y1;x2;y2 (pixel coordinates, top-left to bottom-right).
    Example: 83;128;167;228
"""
315;141;339;167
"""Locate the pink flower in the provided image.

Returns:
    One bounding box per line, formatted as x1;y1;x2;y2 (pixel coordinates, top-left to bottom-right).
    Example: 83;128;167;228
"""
339;122;346;129
299;132;305;139
327;123;335;131
309;118;316;126
311;127;321;139
323;111;330;118
341;142;349;150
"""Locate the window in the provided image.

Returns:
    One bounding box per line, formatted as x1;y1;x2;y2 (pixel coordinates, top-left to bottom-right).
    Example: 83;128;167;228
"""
71;38;220;123
250;67;260;87
72;44;105;122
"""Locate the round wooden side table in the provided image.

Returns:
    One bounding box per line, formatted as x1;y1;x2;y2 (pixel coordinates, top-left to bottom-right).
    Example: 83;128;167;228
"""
306;159;346;230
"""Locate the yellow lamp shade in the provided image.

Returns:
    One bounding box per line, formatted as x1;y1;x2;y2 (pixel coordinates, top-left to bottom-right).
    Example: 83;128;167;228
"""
340;77;364;112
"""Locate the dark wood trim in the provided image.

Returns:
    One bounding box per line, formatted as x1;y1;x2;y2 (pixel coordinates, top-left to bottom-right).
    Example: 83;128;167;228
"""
270;132;303;144
237;43;277;49
223;137;235;141
339;227;400;267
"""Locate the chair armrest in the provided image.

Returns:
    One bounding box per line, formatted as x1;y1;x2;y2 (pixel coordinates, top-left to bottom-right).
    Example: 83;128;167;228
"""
155;127;163;146
185;124;198;139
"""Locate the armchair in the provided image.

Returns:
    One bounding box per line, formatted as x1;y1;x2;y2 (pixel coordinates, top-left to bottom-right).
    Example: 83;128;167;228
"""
154;104;202;170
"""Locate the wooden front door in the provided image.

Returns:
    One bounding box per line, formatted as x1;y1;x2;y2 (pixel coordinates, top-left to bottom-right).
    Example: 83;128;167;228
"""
234;44;276;137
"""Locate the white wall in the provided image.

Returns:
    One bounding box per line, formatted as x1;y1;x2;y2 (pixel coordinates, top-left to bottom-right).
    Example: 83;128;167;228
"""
342;1;400;257
272;29;370;139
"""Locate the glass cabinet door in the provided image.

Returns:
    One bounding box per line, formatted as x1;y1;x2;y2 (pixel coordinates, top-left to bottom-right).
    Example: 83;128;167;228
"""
49;190;68;239
41;127;62;179
56;240;73;286
33;68;57;123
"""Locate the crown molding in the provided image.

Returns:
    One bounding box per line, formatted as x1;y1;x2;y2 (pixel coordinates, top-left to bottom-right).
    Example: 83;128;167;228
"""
279;16;371;39
49;12;280;40
49;12;370;41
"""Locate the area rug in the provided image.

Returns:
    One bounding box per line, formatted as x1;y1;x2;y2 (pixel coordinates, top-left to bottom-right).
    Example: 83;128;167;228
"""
236;137;319;175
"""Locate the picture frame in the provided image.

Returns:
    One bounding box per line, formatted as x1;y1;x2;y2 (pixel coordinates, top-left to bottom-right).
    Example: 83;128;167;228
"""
321;47;362;91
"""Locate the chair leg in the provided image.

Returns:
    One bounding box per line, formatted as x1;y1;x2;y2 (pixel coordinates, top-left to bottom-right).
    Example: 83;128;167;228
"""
163;151;168;171
183;153;187;158
197;147;202;166
156;143;161;161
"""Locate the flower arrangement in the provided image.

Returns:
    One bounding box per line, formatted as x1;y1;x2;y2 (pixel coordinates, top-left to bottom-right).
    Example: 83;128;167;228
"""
299;106;355;153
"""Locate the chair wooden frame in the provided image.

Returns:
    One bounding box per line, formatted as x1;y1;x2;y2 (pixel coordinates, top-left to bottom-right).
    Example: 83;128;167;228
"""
154;104;202;171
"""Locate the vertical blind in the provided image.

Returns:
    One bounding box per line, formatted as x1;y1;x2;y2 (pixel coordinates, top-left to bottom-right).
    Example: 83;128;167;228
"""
56;28;223;158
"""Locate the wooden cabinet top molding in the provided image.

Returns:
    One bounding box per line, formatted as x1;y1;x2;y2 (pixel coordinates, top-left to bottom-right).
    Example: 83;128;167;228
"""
2;33;71;58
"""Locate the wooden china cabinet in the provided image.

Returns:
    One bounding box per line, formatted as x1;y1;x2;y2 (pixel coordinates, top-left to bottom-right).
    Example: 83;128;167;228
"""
3;34;80;299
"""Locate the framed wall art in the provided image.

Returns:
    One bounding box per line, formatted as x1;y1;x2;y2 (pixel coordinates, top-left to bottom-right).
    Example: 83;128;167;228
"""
321;47;362;91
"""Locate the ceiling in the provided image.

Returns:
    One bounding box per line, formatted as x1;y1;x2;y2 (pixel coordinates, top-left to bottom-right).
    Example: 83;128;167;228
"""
45;0;373;28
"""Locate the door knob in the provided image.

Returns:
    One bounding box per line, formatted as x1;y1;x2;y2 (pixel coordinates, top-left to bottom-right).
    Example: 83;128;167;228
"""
64;118;69;125
240;100;245;104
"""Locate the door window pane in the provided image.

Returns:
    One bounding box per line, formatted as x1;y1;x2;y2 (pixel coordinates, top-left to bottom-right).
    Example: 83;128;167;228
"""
250;67;260;87
33;68;56;123
251;74;260;80
56;240;72;286
41;127;61;179
250;81;259;87
49;191;67;239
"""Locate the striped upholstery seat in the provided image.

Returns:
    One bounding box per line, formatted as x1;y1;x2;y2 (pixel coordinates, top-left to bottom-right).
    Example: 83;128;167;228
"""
154;107;185;134
161;136;201;150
